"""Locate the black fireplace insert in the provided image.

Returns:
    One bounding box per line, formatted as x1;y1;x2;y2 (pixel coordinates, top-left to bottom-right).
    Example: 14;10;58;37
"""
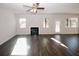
31;27;39;35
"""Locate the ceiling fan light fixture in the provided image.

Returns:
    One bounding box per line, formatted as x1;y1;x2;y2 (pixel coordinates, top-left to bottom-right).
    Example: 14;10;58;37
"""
30;8;37;13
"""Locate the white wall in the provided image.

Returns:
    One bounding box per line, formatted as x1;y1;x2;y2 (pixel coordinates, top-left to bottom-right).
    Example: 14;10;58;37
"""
0;8;16;45
15;13;79;35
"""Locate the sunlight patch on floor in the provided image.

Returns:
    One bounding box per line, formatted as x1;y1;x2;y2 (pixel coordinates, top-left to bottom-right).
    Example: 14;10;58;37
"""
11;37;30;56
51;38;68;48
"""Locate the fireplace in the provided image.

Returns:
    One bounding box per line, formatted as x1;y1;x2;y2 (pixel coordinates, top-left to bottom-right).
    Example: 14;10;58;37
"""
30;27;39;36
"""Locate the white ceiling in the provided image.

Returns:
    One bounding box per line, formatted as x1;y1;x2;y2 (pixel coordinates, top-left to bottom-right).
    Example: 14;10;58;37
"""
0;3;79;14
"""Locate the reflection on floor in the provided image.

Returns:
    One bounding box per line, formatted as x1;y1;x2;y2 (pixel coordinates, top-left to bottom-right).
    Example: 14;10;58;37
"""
11;37;30;56
51;37;68;48
0;34;79;56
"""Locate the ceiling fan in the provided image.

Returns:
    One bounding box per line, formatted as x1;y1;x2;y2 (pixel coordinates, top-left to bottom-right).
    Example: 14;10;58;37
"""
23;3;45;13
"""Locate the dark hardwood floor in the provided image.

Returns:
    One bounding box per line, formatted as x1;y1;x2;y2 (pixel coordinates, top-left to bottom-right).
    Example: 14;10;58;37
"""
0;34;79;56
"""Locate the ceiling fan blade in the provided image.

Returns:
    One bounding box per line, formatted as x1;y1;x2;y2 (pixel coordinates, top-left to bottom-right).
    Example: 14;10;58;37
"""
23;5;32;8
26;8;32;11
36;3;40;6
37;7;45;9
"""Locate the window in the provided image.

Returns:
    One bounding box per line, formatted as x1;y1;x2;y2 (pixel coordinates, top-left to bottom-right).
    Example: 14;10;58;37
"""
43;18;49;28
55;21;60;33
66;18;78;28
19;18;26;28
70;18;78;28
